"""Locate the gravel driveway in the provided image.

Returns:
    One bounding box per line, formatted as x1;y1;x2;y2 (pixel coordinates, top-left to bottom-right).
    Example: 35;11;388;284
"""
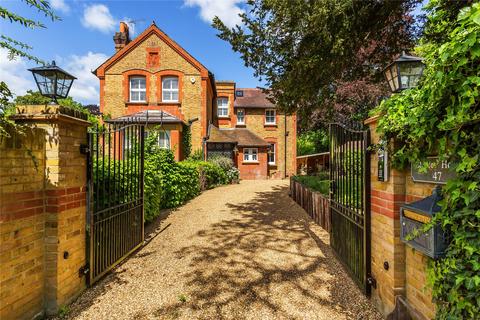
64;180;382;320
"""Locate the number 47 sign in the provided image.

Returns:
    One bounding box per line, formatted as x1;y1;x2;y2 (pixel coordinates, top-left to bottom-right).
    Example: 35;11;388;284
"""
411;157;456;184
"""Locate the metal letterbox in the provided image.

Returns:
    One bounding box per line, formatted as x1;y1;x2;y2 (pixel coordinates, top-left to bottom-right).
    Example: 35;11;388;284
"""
400;187;448;259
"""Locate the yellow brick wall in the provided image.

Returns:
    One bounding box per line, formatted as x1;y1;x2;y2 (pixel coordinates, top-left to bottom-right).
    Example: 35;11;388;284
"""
366;115;436;319
404;176;436;319
405;247;435;319
0;127;47;320
102;33;206;153
0;105;88;319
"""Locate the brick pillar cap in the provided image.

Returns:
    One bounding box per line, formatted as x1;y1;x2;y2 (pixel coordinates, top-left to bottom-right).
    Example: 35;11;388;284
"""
13;104;91;126
364;114;380;125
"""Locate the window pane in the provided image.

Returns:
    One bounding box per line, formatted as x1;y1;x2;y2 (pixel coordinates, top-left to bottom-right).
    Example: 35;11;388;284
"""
139;91;146;102
163;90;171;101
170;78;178;89
131;91;139;101
172;91;179;101
139;78;146;89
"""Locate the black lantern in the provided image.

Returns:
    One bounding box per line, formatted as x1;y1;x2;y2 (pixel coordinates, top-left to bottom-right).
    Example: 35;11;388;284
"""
383;52;424;93
28;61;76;103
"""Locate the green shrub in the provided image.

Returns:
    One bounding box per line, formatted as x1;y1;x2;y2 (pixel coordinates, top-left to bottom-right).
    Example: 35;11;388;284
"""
209;155;234;171
188;149;204;161
297;129;329;156
293;175;329;195
144;134;200;221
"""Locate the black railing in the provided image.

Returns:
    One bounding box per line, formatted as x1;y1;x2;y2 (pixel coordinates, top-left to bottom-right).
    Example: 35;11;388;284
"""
86;121;145;284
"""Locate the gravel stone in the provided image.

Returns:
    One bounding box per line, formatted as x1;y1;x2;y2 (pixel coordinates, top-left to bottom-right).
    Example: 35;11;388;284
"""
62;180;383;320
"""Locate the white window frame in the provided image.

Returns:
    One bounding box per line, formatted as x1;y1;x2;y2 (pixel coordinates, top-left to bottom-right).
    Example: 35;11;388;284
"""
158;130;170;149
265;109;276;125
217;97;229;118
162;76;179;102
129;76;146;102
268;143;275;165
236;108;245;125
243;148;258;163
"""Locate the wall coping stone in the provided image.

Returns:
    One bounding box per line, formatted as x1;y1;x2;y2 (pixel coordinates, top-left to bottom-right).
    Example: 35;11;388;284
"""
13;104;91;126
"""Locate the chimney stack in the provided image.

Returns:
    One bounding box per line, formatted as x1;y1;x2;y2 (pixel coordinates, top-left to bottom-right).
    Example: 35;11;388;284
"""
113;22;130;51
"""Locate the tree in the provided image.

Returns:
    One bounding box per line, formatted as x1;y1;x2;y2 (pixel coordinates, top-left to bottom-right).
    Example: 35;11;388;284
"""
0;0;59;137
213;0;421;127
375;1;479;317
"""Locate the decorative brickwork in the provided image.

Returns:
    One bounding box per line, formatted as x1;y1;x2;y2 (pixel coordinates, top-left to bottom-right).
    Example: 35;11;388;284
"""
97;24;215;156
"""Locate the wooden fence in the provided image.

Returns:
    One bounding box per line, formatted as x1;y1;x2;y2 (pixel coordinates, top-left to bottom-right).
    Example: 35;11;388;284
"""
296;152;329;175
290;178;331;232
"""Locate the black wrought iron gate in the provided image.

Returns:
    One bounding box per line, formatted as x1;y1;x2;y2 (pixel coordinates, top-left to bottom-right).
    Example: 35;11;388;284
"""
86;122;145;285
329;122;371;294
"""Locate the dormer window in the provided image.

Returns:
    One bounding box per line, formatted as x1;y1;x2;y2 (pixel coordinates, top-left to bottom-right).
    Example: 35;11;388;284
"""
129;76;146;102
162;76;179;102
236;90;243;97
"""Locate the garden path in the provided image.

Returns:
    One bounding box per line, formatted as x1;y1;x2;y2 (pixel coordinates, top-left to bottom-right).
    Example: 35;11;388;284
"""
64;180;381;320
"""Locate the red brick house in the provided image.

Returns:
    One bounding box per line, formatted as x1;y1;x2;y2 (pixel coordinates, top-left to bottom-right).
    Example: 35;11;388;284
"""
94;22;296;179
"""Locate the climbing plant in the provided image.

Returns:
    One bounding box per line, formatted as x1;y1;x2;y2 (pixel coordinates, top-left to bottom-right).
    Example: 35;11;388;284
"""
181;123;192;159
374;2;480;318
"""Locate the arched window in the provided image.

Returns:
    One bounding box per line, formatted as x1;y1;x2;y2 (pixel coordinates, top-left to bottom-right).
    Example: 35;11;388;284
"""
129;76;146;102
162;76;179;102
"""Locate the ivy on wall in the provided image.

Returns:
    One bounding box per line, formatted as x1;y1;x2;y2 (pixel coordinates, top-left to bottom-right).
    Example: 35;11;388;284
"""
182;123;192;159
374;2;480;318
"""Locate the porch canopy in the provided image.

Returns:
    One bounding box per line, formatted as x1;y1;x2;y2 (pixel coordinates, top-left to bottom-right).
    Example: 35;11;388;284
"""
106;110;184;125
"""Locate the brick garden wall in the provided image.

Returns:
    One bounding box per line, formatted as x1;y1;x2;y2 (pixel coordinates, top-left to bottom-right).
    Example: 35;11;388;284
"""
366;115;436;319
0;105;89;319
1;128;47;319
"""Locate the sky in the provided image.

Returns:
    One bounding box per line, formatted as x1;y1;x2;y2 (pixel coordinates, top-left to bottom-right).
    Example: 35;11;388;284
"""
0;0;260;105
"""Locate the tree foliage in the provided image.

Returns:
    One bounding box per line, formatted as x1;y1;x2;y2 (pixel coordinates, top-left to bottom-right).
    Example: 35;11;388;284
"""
0;0;59;137
374;1;480;318
213;0;420;127
297;129;329;156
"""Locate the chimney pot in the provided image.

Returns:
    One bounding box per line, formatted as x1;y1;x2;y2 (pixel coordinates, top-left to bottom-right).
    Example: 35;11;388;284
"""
113;22;130;51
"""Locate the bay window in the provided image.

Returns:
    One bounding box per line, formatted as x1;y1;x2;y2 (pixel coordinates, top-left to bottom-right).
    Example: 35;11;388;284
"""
158;130;170;149
243;148;258;162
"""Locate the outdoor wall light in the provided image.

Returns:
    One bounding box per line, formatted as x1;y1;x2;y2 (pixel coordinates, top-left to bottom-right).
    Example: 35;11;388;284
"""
29;60;77;103
383;52;424;93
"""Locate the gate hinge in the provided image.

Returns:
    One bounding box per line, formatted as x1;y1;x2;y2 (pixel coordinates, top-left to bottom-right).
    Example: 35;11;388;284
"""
79;264;89;277
367;276;377;289
80;144;90;155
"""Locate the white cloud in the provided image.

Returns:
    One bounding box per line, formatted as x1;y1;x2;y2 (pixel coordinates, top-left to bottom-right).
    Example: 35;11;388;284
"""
0;48;108;105
184;0;244;28
63;52;109;104
51;0;70;13
82;4;116;33
0;48;37;99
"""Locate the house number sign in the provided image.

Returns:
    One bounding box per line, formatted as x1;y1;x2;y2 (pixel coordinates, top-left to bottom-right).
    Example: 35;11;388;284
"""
411;157;456;184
